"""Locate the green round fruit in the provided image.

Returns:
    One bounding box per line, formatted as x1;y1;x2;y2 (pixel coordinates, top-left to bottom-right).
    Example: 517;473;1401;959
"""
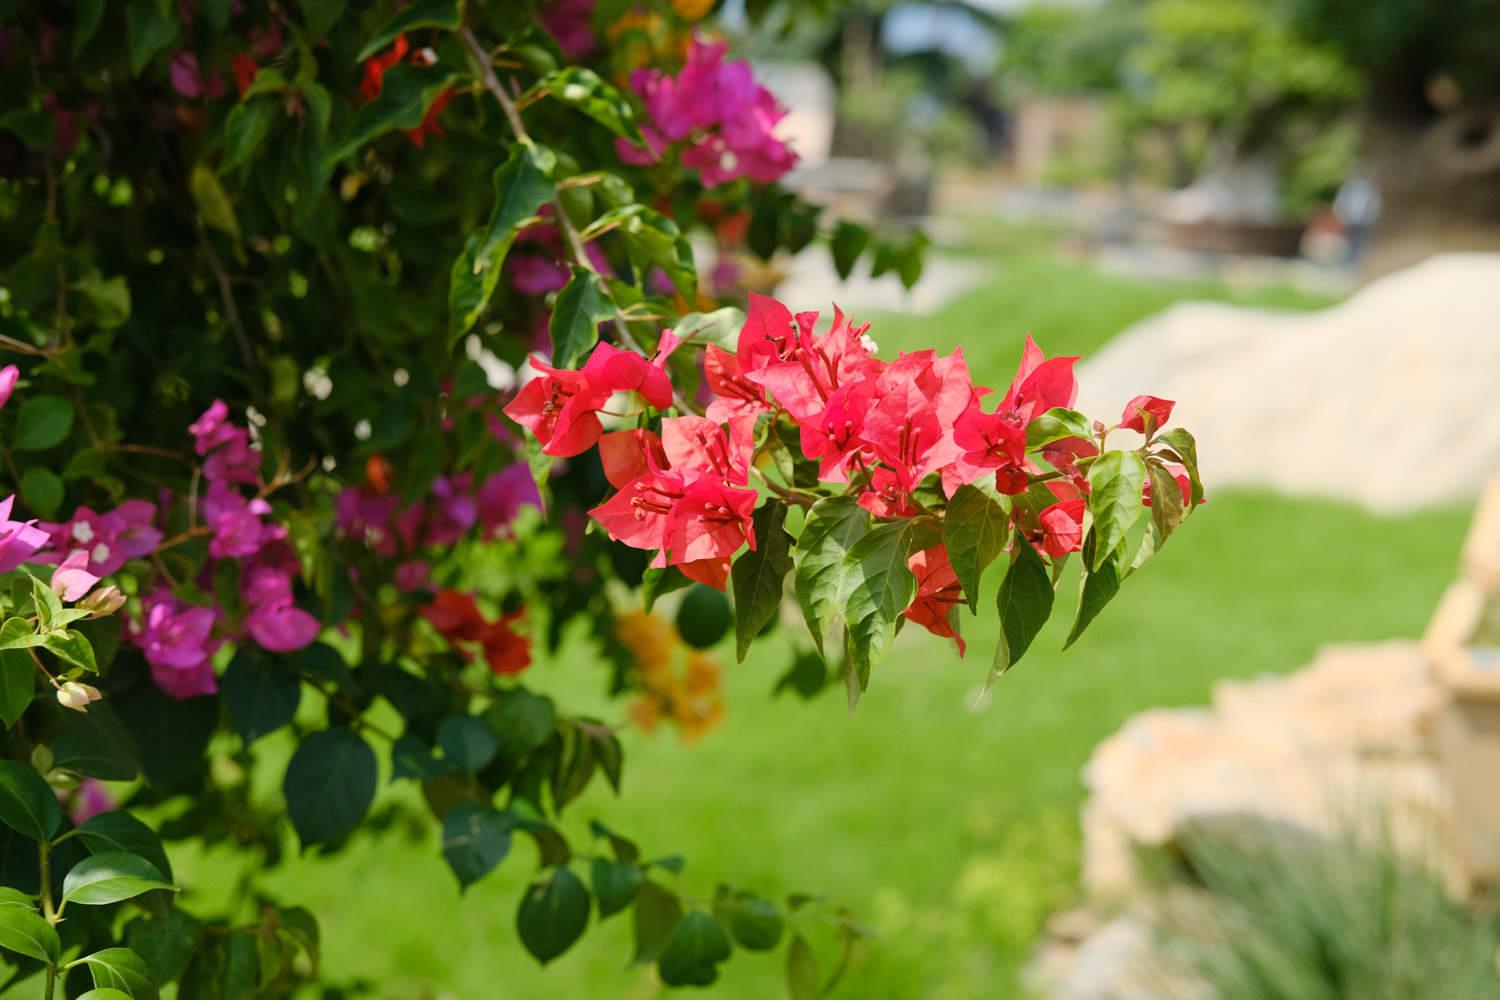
676;585;732;649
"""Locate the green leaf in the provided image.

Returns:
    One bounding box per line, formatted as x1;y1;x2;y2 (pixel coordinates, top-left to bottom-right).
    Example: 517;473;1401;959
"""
356;0;461;61
76;947;158;999
657;910;732;987
42;629;98;673
51;702;141;780
793;497;870;657
731;504;794;662
0;110;55;152
30;576;62;632
1146;459;1187;546
1157;428;1204;509
0;761;60;840
672;307;746;350
1064;531;1122;650
549;268;613;369
839;518;940;683
283;728;377;847
19;467;63;519
126;0;179;76
0;649;34;728
897;231;929;289
593;205;696;299
76;991;134;1000
642;566;692;612
277;905;320;973
786;933;820;1000
943;484;1012;612
632;881;683;965
389;734;447;782
219;96;277;174
1086;451;1148;570
0;906;60;964
517;867;590;964
125;910;200;984
301;0;346;37
441;803;512;890
62;852;176;906
527;67;643;141
991;536;1054;677
830;220;870;280
774;650;827;699
221;650;300;744
77;811;173;882
729;896;783;951
0;617;44;653
436;714;500;773
449;144;555;338
487;688;556;760
75;0;107;55
75;273;131;329
1026;407;1094;449
13;395;74;451
189;164;241;242
592;858;644;918
550;722;599;810
199;0;228;29
330;65;455;162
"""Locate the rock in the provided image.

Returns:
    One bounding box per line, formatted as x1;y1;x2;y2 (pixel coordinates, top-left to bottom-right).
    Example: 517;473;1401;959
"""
1079;640;1455;900
1074;254;1500;512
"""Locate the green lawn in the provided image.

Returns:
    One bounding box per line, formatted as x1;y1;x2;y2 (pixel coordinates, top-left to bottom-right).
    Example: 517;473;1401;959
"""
172;236;1469;999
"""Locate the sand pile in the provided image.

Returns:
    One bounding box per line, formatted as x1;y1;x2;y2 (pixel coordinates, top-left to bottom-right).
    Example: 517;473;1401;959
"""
1074;253;1500;512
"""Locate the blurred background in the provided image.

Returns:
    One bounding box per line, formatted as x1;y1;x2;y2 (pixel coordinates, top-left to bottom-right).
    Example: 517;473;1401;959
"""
177;1;1500;995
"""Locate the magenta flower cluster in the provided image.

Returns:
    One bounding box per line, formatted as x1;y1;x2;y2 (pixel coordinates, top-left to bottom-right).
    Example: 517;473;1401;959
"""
336;464;542;590
617;35;798;187
128;401;319;699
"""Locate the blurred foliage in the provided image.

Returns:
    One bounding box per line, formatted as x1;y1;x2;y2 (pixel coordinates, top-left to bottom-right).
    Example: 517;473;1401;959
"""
1002;0;1363;214
1117;0;1360;152
1290;0;1500;108
1159;822;1500;998
837;67;984;168
997;2;1143;98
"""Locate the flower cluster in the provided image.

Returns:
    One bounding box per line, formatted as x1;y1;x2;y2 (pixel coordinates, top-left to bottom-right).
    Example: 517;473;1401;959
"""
617;35;798;187
129;401;319;698
420;589;531;676
614;610;724;742
503;293;1192;655
336;462;543;592
502;337;680;458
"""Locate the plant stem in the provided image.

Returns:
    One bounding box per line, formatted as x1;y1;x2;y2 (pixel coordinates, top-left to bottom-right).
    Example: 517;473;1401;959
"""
39;836;57;1000
38;840;54;922
458;27;699;414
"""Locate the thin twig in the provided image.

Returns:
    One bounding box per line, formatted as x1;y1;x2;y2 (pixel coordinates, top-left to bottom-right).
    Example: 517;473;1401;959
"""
458;27;698;414
194;222;258;386
112;443;190;461
0;334;52;358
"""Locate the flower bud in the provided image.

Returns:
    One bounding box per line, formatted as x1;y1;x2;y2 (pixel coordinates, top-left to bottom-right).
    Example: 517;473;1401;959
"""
56;681;102;712
78;585;125;618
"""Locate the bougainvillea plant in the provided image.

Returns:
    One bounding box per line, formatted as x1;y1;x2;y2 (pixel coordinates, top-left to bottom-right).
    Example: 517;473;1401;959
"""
0;1;1202;997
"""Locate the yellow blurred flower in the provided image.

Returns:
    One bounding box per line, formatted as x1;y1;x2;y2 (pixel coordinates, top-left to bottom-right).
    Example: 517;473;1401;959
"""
672;0;716;23
629;695;664;733
614;609;726;742
606;10;662;42
684;652;721;695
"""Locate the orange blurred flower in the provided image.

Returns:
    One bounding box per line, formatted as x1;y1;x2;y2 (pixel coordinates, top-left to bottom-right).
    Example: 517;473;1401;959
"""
614;610;724;742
